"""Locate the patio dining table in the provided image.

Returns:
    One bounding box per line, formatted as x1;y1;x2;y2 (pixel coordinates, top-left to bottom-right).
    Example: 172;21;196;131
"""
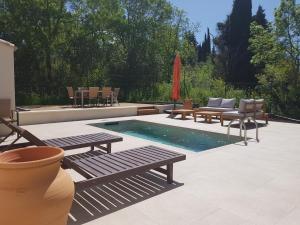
75;89;114;108
75;89;89;108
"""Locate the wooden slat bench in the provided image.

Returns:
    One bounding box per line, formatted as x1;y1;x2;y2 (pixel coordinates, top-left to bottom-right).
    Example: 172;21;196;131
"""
63;145;186;190
43;133;122;152
137;106;159;116
0;117;123;152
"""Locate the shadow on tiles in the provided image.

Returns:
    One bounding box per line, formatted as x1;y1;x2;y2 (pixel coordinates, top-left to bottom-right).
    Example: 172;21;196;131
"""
68;171;183;225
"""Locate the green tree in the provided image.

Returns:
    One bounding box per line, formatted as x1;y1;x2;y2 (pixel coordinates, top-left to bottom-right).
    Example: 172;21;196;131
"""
197;28;211;62
275;0;300;73
0;0;189;103
0;0;70;98
253;5;268;28
182;31;198;66
215;0;254;86
249;0;300;117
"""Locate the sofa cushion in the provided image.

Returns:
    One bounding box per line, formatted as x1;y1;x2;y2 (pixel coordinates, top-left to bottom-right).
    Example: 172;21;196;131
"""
220;98;236;108
238;99;255;113
255;99;264;111
207;98;222;107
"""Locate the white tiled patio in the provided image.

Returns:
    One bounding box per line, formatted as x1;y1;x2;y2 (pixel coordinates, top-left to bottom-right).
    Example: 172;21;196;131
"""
22;114;300;225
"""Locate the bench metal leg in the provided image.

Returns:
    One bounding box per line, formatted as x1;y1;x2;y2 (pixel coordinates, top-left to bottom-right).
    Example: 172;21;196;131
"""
220;115;224;126
167;163;173;184
107;143;111;153
94;143;112;153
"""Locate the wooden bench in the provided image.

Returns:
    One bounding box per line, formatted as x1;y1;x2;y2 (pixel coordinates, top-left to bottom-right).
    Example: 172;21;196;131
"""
170;109;195;120
63;145;186;190
137;106;159;116
0;117;123;152
193;111;222;123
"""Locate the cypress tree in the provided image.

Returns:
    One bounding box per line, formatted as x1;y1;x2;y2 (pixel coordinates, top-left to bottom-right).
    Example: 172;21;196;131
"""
206;28;211;55
215;0;254;86
211;45;216;58
197;44;203;62
197;28;212;62
253;5;268;28
203;34;207;60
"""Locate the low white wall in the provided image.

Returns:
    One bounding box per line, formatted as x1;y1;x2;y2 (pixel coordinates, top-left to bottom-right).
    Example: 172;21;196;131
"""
0;39;16;136
19;104;173;125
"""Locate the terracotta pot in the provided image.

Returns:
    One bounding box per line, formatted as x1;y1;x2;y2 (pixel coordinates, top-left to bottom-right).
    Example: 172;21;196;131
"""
0;147;74;225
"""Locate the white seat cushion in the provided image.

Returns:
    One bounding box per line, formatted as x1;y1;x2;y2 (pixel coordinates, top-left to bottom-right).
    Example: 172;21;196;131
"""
223;110;263;118
198;107;235;112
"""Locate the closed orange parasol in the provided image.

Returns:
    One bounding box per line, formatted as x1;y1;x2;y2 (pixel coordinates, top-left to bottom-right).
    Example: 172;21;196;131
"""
171;54;181;108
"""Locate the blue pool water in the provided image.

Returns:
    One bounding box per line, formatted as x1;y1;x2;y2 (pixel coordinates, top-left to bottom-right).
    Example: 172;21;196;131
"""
90;120;240;152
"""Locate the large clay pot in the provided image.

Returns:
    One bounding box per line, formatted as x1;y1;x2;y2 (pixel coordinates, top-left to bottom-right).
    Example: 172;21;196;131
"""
0;146;74;225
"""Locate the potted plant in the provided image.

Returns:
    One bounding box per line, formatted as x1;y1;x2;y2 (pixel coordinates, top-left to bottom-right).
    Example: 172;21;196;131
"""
0;146;74;225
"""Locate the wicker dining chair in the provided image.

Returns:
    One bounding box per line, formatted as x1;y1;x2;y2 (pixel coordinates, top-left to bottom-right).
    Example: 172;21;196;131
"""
88;87;100;107
66;87;80;107
101;87;112;106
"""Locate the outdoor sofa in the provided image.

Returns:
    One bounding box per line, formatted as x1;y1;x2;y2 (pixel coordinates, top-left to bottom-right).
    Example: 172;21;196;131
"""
197;97;236;112
197;97;268;125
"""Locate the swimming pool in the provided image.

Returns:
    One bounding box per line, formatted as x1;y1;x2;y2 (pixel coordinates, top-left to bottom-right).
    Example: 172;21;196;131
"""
90;120;241;152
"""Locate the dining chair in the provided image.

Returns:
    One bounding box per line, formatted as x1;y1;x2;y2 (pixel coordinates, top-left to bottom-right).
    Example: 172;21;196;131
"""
88;87;99;107
112;88;120;105
101;87;112;106
66;87;79;107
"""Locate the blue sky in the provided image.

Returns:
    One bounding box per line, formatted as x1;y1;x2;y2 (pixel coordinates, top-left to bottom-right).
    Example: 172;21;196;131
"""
169;0;298;41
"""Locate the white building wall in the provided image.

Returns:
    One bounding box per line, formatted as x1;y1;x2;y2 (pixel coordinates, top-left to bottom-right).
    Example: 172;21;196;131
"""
0;39;16;136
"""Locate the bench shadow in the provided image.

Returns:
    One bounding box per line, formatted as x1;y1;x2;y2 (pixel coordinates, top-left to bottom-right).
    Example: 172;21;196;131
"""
195;120;220;124
68;171;183;225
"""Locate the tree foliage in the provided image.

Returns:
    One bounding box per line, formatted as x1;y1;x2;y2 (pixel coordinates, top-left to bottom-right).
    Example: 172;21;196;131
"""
197;28;211;62
0;0;189;103
253;5;268;28
275;0;300;73
249;0;300;117
1;0;299;119
214;0;255;86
